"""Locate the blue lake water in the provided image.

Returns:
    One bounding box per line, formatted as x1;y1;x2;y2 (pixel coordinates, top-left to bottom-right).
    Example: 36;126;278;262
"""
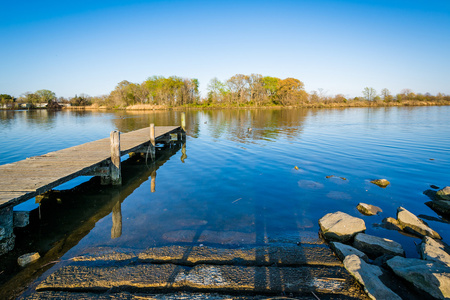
1;107;450;264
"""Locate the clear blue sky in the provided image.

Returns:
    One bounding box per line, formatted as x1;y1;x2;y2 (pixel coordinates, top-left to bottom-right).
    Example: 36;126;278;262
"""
1;0;449;99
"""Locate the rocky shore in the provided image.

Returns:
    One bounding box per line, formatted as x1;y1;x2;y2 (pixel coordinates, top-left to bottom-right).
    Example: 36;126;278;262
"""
319;185;450;300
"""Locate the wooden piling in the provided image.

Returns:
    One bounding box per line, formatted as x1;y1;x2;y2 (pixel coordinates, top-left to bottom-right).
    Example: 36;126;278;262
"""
150;123;156;160
110;131;122;185
0;206;15;255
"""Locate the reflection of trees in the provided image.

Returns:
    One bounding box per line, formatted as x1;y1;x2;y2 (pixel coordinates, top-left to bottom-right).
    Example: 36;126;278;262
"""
0;110;60;129
0;111;16;127
189;109;308;143
112;110;202;139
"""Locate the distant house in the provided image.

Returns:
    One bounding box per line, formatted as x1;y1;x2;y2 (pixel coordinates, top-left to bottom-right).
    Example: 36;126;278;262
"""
35;103;48;108
20;103;32;109
1;103;14;109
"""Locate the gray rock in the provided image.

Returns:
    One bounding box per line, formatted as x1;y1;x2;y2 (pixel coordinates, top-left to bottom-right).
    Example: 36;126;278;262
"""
0;226;5;239
387;256;450;299
420;236;450;266
344;254;402;300
381;217;402;231
319;211;366;242
436;186;450;200
353;233;404;258
426;200;450;216
397;206;441;239
18;252;40;267
330;241;369;262
357;203;382;216
370;179;390;188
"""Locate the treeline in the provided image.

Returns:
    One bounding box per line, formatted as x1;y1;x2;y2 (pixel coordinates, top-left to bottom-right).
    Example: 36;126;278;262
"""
2;74;450;109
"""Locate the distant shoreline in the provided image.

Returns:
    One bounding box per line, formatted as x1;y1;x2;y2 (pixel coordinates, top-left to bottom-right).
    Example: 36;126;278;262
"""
2;100;450;111
65;100;450;111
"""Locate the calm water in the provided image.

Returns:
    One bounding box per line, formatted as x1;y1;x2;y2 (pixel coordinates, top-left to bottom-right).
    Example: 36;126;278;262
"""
1;107;450;296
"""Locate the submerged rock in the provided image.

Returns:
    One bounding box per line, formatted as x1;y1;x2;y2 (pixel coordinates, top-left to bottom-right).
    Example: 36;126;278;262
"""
370;179;390;188
319;212;366;242
420;236;450;267
18;252;40;267
397;207;441;239
330;242;368;262
298;180;324;190
357;203;382;216
387;256;450;300
353;233;404;258
344;254;402;300
436;186;450;201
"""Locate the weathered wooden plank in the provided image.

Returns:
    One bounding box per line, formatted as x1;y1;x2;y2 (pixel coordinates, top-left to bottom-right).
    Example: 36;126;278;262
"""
0;126;181;209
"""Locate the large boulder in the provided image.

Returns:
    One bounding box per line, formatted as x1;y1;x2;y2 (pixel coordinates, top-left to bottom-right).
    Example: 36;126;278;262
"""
330;241;368;262
319;212;366;242
387;256;450;300
357;203;382;216
436;186;450;200
420;236;450;267
344;254;402;300
353;233;404;258
396;207;441;239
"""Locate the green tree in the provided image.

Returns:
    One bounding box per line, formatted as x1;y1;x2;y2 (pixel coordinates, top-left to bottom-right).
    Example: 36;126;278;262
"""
261;76;280;104
35;89;56;103
0;94;14;104
22;92;40;104
362;87;377;101
70;94;91;106
381;88;393;102
207;77;228;103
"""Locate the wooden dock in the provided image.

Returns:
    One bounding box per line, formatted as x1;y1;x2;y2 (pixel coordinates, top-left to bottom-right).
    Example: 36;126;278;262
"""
0;125;182;210
0;123;185;255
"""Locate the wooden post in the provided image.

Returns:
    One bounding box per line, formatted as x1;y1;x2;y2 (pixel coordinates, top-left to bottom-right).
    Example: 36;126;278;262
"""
110;131;122;185
150;123;156;161
111;201;122;239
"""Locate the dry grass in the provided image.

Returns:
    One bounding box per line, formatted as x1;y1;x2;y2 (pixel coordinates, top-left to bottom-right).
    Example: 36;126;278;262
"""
63;100;450;111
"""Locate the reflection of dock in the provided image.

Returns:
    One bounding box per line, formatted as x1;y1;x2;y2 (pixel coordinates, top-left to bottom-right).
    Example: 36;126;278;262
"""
0;122;185;256
0;143;184;299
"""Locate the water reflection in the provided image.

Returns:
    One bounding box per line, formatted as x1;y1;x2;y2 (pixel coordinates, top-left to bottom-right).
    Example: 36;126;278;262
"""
0;144;183;299
190;109;307;143
1;107;450;299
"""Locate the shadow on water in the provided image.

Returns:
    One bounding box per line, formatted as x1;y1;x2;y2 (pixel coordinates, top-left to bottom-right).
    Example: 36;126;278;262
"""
0;143;183;300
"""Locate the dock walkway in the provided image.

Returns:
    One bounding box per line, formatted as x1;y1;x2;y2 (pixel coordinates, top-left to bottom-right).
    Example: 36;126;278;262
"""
0;126;181;210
